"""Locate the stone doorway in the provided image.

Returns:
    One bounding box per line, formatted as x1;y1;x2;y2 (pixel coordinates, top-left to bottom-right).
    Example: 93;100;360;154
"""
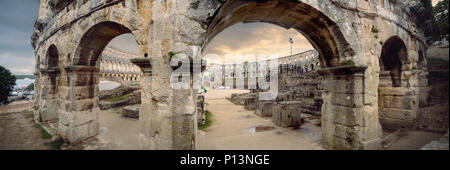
200;0;381;150
199;22;323;149
57;21;143;144
378;36;417;131
39;45;60;122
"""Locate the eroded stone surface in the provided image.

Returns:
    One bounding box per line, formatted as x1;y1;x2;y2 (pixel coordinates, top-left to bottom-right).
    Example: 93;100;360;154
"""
32;0;437;150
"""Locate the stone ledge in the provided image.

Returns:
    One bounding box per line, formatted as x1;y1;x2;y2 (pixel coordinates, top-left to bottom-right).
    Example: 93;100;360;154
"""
64;65;100;72
317;66;368;76
40;67;60;74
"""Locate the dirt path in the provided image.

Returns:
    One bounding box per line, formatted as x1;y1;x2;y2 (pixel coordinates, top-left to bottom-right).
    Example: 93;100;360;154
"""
197;89;323;150
96;109;141;150
0;101;51;150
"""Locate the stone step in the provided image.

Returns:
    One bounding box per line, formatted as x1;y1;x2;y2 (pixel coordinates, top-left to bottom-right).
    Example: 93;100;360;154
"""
122;105;139;119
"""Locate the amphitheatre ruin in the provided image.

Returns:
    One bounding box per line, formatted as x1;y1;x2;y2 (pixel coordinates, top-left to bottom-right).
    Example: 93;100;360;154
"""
26;0;449;150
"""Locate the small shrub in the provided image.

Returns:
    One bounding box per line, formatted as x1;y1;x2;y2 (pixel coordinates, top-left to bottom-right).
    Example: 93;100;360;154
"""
198;110;213;130
371;26;379;33
427;57;449;70
102;93;130;102
35;123;52;139
340;60;356;66
45;138;64;150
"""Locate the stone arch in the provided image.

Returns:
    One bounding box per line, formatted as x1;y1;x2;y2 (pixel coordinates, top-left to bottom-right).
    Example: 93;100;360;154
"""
73;21;137;66
203;0;355;68
46;44;59;69
59;21;142;143
380;36;408;87
378;36;417;131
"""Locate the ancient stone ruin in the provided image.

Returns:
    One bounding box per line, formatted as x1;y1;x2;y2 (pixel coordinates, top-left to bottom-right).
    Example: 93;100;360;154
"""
31;0;447;150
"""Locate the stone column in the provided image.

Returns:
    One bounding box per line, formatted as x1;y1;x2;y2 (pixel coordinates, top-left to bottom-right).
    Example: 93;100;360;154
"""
141;1;203;150
131;58;153;149
33;71;41;123
318;66;382;150
58;65;100;143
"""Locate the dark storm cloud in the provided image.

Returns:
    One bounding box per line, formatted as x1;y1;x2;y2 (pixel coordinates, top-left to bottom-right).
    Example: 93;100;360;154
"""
0;0;39;74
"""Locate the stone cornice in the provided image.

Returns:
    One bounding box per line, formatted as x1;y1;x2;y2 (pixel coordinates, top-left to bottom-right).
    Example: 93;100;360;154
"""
317;66;368;76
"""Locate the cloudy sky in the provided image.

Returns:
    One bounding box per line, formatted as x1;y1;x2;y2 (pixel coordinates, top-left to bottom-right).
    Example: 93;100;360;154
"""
0;0;442;75
0;0;39;75
203;22;312;64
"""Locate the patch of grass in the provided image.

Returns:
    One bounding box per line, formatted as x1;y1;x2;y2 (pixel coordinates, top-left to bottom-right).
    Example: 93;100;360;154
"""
304;96;315;103
35;123;52;139
371;26;379;33
168;51;179;58
198;110;213;130
111;107;123;114
340;60;356;66
102;93;130;102
44;138;64;150
111;103;141;114
427;57;449;70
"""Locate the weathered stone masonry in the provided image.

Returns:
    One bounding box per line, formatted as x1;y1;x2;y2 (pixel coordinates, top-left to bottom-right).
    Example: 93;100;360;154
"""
32;0;430;150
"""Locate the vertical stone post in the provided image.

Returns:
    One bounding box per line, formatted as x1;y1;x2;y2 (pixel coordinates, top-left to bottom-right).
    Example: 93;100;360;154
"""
58;65;100;143
141;1;205;150
318;66;382;150
130;58;153;149
33;71;41;123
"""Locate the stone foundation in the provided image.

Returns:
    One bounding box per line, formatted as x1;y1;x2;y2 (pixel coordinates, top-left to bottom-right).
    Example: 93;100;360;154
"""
197;95;206;125
255;101;277;117
123;105;140;119
272;101;303;128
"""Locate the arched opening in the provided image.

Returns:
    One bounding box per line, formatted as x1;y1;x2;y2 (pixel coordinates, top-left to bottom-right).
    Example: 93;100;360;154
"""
40;45;60;121
65;21;142;148
379;36;407;87
199;20;325;149
46;45;59;95
196;0;379;150
46;45;59;69
378;36;413;132
418;49;426;70
203;0;355;68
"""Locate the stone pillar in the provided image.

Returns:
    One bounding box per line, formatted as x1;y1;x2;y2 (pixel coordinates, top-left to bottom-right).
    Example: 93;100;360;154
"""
58;65;100;144
131;58;153;149
318;66;382;150
140;1;203;150
33;72;41;123
38;68;60;122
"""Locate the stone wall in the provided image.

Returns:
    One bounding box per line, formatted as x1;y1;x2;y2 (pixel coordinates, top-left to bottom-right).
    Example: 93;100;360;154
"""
98;84;138;100
417;70;449;132
32;0;431;150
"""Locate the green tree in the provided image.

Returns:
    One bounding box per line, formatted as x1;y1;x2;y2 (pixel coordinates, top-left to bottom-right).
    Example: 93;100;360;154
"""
0;66;16;104
27;83;34;91
411;0;441;43
434;0;449;41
